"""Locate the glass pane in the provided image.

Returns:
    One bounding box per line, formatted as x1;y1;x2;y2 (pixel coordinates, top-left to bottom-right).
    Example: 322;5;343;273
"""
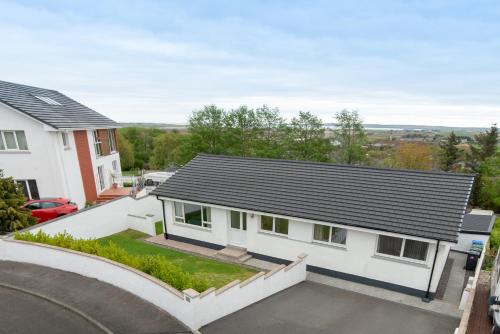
230;210;240;229
403;239;429;261
377;235;403;256
202;206;211;222
0;135;4;150
331;228;347;245
261;215;273;231
4;132;17;149
184;203;202;226
17;180;29;199
61;132;68;147
242;213;247;230
275;218;289;235
313;224;330;242
174;202;184;222
15;131;28;150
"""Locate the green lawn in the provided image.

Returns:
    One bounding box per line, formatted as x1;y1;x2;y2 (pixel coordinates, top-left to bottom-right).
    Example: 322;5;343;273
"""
99;229;257;289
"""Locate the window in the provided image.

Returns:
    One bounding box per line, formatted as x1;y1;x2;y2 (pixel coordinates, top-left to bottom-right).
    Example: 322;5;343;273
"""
93;130;102;156
61;132;70;149
0;130;28;151
230;210;247;230
34;95;62;105
112;160;118;171
40;202;62;209
376;235;429;262
173;201;211;228
108;129;117;152
97;165;105;191
260;215;288;235
15;180;39;200
25;202;42;210
313;224;347;246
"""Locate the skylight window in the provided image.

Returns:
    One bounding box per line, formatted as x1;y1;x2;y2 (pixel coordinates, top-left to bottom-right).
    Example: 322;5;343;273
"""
34;95;62;106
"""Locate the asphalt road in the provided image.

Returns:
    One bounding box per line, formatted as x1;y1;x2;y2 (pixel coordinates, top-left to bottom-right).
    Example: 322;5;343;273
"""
201;281;460;334
0;285;103;334
0;260;190;334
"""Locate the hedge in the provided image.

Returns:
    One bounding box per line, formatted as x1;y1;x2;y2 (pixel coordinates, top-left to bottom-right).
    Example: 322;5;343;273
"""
14;230;209;292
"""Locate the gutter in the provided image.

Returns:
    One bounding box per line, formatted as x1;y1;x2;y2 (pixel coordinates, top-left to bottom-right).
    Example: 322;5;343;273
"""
423;239;440;302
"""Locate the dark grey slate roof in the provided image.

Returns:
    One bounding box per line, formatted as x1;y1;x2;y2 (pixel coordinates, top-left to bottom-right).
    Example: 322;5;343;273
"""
461;213;495;234
152;154;475;242
0;80;118;129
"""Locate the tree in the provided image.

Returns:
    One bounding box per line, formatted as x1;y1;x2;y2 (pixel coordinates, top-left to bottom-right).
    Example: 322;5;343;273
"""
475;153;500;211
188;105;227;154
151;132;183;169
469;124;498;167
224;106;260;156
439;131;459;171
285;111;331;162
117;132;135;170
254;105;287;158
333;110;366;164
393;143;434;170
0;170;36;233
118;127;163;169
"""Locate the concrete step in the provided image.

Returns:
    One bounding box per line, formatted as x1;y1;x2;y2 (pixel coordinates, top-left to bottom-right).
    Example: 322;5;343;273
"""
216;246;252;263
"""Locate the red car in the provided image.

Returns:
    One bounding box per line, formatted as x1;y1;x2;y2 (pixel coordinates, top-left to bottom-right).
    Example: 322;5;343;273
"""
23;198;78;223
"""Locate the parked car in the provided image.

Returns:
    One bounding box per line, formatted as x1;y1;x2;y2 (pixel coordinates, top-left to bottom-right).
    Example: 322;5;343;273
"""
23;198;78;223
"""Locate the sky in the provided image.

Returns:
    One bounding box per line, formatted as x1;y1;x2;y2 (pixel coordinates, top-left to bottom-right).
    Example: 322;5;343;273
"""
0;0;499;127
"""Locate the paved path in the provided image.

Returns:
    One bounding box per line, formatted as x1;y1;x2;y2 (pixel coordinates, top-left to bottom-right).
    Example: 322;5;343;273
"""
0;261;190;334
201;281;459;334
467;271;492;334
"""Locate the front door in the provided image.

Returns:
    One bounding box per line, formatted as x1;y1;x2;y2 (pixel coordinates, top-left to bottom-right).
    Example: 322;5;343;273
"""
229;210;247;247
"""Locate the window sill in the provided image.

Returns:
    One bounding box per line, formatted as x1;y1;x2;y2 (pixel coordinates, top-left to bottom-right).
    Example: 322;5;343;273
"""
312;241;347;251
0;150;31;154
372;254;429;268
258;230;289;239
173;222;212;232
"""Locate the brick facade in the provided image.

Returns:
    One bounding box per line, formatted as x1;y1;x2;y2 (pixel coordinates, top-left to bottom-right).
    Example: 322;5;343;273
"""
74;130;97;202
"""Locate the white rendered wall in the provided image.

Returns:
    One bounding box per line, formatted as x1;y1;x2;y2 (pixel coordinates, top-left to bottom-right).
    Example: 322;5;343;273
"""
0;104;68;199
87;130;121;194
24;195;161;239
55;130;86;207
162;199;450;294
452;233;489;253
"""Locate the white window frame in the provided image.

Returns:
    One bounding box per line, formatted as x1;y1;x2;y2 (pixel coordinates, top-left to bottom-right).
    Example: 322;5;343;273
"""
259;215;289;236
173;201;212;229
375;235;429;264
230;210;247;231
107;129;117;153
61;131;70;149
0;130;28;151
312;224;347;247
112;160;118;171
93;130;102;157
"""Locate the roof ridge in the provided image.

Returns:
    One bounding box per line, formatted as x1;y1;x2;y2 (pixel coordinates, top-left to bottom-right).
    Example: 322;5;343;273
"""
195;154;476;178
0;79;58;93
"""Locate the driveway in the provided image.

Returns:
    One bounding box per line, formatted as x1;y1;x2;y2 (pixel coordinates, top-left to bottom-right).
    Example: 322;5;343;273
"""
0;261;190;334
201;281;459;334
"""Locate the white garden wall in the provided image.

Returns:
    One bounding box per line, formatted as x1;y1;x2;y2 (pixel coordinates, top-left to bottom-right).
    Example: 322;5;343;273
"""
0;239;307;331
22;195;162;239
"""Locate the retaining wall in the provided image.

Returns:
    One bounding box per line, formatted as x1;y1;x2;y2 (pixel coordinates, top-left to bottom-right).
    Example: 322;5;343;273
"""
0;239;306;330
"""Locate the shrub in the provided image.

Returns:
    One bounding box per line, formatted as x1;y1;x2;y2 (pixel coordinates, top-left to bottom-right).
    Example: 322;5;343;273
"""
14;230;209;292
